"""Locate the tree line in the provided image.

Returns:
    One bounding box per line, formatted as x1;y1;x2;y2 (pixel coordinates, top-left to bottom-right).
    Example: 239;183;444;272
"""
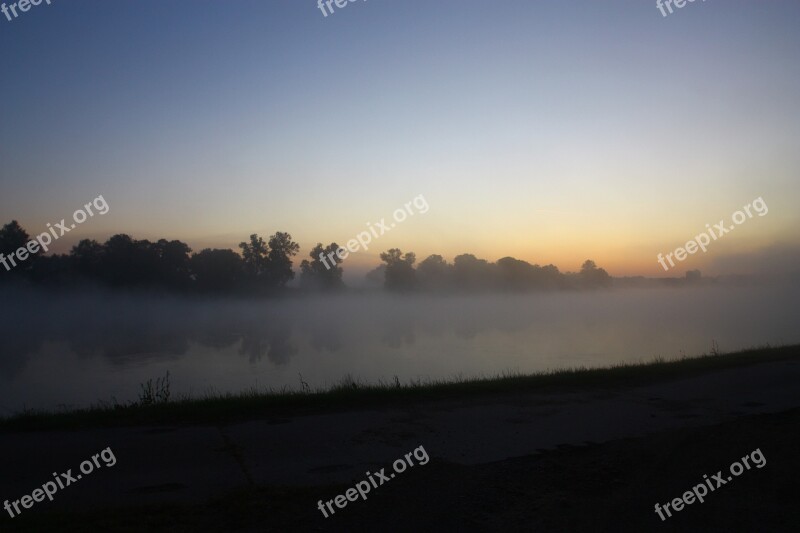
372;249;611;291
0;220;611;293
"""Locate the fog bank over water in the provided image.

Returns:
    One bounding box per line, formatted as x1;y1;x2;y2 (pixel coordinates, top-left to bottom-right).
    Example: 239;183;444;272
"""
1;282;799;411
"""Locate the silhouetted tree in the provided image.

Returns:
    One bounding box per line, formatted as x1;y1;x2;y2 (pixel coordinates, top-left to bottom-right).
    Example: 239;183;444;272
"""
496;256;533;290
153;239;192;289
239;232;299;290
380;249;416;292
495;257;563;291
190;249;244;292
0;220;35;279
101;234;161;287
266;232;300;287
365;264;386;286
417;254;452;291
453;253;494;290
578;260;612;288
239;234;269;279
300;243;344;290
71;239;104;280
535;264;563;289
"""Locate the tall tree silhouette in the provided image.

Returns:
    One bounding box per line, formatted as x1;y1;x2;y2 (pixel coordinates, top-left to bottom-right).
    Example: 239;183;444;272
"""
380;248;417;292
0;220;35;278
300;243;344;290
266;232;300;287
154;239;192;289
239;234;269;280
239;232;299;290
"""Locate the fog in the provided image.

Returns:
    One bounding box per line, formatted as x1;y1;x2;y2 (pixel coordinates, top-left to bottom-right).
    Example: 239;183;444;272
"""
1;282;799;411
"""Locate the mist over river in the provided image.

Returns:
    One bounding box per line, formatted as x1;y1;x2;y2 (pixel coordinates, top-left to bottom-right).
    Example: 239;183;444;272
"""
2;283;798;411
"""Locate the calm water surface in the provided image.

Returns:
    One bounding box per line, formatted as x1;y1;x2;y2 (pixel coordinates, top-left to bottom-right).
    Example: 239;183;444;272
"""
2;284;798;411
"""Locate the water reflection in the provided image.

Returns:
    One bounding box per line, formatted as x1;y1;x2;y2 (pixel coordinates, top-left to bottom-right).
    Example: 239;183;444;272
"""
1;283;799;409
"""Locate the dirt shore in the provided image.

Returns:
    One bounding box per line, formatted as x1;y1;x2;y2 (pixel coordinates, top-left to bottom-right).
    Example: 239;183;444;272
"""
2;358;799;532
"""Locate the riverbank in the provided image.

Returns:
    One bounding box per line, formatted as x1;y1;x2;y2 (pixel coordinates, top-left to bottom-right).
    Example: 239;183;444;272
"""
2;344;798;432
1;347;798;531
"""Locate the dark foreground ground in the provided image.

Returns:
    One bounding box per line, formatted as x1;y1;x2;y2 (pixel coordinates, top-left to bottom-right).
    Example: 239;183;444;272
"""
7;407;799;532
2;348;799;532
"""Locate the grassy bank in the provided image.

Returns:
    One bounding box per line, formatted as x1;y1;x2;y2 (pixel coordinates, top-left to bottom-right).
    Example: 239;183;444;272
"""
2;344;798;432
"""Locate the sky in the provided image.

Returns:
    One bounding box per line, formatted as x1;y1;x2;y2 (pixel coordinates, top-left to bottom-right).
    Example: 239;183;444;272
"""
1;0;799;279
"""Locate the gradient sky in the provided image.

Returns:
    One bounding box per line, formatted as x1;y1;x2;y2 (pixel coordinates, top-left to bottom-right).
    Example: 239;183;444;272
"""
1;0;799;279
